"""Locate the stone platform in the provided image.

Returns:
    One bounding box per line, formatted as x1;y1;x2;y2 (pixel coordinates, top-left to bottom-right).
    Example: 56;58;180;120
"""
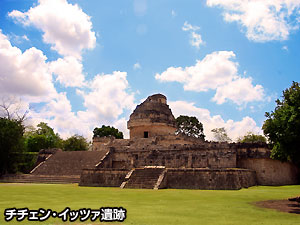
79;166;257;190
0;174;80;184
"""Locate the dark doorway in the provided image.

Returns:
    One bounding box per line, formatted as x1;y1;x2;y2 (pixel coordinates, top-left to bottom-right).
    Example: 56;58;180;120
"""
144;131;149;138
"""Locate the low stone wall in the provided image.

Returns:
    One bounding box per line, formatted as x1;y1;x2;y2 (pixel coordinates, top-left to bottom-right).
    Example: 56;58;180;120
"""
163;168;257;190
237;158;299;185
79;169;128;187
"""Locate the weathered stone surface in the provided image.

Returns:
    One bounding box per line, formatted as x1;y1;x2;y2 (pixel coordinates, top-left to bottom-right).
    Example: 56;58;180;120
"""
32;150;109;176
124;167;165;189
237;158;299;185
0;174;80;184
34;148;62;167
163;168;256;190
127;94;176;138
79;169;128;187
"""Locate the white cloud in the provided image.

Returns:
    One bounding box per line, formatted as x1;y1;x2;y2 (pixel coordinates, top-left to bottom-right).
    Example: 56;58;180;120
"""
0;30;132;140
9;0;96;58
0;30;56;98
182;21;204;49
1;1;134;140
49;56;85;87
182;21;200;31
206;0;300;42
27;92;92;139
189;32;204;49
8;34;29;44
78;71;135;122
113;117;130;139
156;51;264;105
133;62;141;70
169;100;262;141
28;71;136;140
22;35;29;41
212;77;264;105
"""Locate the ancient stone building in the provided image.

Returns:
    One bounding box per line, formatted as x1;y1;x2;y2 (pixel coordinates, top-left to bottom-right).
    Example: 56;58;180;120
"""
79;94;299;189
6;94;298;189
127;94;176;139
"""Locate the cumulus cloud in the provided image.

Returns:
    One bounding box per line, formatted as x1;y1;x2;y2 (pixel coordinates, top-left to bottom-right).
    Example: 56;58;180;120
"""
212;77;264;105
155;51;264;105
9;0;96;58
0;29;132;139
28;71;135;139
27;92;92;139
0;30;56;98
49;56;85;87
1;1;135;140
169;100;262;141
206;0;300;42
182;21;204;49
78;71;135;122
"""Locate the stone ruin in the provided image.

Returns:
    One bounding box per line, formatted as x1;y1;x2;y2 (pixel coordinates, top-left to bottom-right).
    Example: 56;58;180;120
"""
4;94;299;189
79;94;299;189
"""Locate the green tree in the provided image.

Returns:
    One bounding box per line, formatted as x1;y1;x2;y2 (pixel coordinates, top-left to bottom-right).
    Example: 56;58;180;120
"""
175;115;205;140
211;127;232;142
93;125;123;139
263;81;300;165
25;122;62;152
237;132;267;143
0;118;24;174
63;135;89;151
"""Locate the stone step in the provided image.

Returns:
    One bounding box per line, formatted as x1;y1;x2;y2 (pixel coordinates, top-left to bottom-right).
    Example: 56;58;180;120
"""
124;167;165;189
31;151;109;176
0;174;80;184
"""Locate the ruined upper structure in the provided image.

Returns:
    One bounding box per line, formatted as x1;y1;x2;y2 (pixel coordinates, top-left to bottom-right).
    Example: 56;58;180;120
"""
127;94;176;139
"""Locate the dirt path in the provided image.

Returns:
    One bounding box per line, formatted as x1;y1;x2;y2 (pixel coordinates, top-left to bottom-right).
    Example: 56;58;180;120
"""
255;200;300;214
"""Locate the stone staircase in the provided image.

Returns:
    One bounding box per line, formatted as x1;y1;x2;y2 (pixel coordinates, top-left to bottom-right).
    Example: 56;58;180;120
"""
122;166;166;189
0;174;80;184
0;150;110;184
31;150;109;176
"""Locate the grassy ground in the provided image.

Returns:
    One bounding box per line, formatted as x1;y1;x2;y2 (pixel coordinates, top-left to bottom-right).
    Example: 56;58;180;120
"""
0;184;299;225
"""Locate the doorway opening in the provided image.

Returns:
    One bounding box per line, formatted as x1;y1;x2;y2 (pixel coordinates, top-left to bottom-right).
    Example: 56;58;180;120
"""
144;131;149;138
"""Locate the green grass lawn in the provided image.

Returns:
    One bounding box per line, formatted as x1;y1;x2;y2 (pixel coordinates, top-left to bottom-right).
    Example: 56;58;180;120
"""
0;184;299;225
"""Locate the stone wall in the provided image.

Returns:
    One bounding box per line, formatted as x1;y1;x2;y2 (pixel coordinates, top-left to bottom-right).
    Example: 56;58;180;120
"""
79;169;128;187
91;136;299;188
129;124;176;138
163;168;256;190
79;168;257;190
237;158;299;185
109;148;237;170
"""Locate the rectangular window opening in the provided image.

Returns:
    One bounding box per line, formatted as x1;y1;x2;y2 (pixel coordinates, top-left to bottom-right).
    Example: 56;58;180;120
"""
144;131;149;138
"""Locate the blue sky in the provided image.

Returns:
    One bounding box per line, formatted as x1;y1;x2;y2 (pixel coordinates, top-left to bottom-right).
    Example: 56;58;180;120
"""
0;0;299;140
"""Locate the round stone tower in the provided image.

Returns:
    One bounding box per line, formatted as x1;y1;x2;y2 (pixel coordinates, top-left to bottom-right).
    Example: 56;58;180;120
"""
127;94;176;139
